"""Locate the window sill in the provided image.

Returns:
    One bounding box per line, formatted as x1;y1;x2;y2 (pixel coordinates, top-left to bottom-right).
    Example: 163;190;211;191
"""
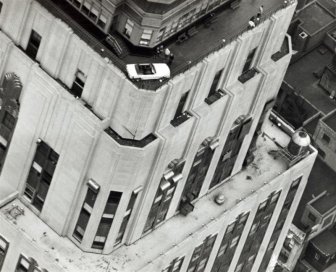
205;90;225;105
170;112;192;127
238;68;258;83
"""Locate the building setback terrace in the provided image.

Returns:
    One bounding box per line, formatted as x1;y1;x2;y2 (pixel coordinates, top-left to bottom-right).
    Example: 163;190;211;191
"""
37;0;290;90
0;119;314;272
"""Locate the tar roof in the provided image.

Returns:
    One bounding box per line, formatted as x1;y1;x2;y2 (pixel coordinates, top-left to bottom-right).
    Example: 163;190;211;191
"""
310;228;336;256
310;192;336;215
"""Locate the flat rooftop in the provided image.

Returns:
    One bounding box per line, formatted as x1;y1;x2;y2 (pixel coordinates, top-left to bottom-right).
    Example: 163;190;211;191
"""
297;2;335;35
310;192;336;214
284;46;336;115
293;157;336;230
310;227;336;256
322;109;336;131
38;0;287;90
0;119;299;272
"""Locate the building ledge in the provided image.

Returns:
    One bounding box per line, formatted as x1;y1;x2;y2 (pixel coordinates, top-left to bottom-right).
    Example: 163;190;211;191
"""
0;118;316;272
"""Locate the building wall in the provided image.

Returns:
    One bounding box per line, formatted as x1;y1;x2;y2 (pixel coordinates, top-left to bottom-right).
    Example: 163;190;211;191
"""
313;116;336;171
0;0;298;255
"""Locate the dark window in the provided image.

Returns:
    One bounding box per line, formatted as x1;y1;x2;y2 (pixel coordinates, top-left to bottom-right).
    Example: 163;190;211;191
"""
73;187;98;242
0;2;2;14
308;212;316;222
115;191;139;245
234;192;280;272
0;235;9;271
162;257;185;272
317;148;326;159
26;30;41;60
210;117;252;188
144;160;184;233
23;141;59;212
322;134;330;145
258;178;301;272
211;213;249;272
171;91;190;127
242;48;256;74
179;139;217;209
238;48;257;83
205;70;225;105
2;111;15;131
70;70;86;98
187;234;217;272
92;191;122;249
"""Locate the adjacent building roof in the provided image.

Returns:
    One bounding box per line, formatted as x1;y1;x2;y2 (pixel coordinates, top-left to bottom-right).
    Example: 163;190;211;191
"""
310;227;336;256
322;109;336;132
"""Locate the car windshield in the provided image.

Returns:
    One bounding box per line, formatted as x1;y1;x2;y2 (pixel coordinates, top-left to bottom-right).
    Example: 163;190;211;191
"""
136;64;155;75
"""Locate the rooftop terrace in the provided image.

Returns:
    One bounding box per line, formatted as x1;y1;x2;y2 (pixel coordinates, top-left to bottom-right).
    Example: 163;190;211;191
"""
0;119;311;272
37;0;289;90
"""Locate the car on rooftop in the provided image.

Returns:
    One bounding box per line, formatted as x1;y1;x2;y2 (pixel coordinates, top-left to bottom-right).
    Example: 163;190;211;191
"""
126;63;170;81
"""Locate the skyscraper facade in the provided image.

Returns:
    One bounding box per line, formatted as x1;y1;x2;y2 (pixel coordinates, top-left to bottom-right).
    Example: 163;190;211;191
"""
0;0;317;271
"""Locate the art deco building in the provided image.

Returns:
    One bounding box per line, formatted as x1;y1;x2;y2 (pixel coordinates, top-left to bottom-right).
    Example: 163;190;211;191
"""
0;0;317;271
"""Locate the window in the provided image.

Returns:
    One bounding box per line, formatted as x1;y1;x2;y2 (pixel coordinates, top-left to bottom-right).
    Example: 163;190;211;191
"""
92;191;122;249
0;235;9;270
124;19;134;38
205;69;225;105
24;141;59;212
238;48;257;83
317;148;326;159
258;179;301;272
179;138;218;208
157;27;166;42
97;12;108;29
322;214;333;228
140;29;153;46
73;186;99;242
15;255;31;272
70;70;86;98
115;190;140;245
144;160;184;233
235;192;280;271
2;111;15;131
0;2;2;14
211;213;249;272
163;257;185;272
187;234;217;272
308;212;316;222
230;236;240;248
242;48;256;74
235;263;243;272
210;117;252;188
322;133;330;145
26;30;41;60
171;91;190;127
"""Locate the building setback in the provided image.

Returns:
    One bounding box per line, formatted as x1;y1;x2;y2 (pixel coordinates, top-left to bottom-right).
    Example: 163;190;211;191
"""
0;0;317;271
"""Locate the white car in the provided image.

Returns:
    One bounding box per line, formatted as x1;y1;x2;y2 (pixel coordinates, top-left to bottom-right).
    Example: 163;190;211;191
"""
126;63;170;80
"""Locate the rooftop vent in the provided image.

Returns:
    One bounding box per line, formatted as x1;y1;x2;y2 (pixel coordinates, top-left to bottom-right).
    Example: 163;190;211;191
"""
215;194;225;205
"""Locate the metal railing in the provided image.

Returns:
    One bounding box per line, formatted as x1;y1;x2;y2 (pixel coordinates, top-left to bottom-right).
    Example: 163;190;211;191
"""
36;0;293;91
